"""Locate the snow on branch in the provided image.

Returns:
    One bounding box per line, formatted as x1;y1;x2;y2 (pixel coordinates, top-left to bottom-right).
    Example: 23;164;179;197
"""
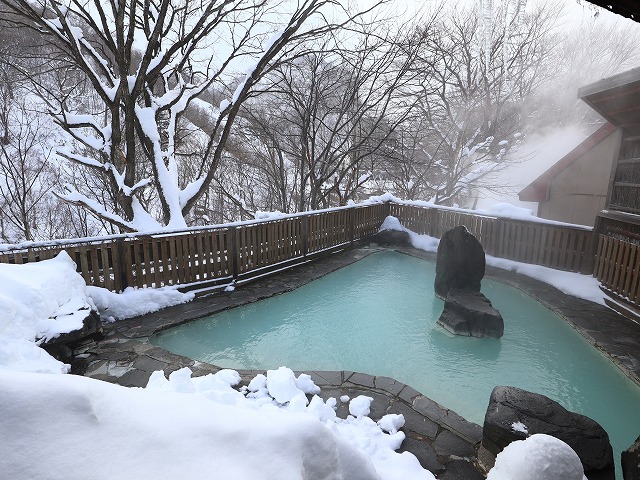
54;187;136;232
55;148;105;169
40;7;117;101
51;110;110;152
3;0;392;231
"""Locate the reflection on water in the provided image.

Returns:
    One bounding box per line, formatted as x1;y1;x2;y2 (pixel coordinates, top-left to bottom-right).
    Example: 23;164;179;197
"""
152;251;640;474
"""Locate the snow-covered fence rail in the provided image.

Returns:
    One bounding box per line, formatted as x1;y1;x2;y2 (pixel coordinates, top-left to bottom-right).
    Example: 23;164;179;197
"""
0;201;596;293
0;204;389;292
388;203;595;274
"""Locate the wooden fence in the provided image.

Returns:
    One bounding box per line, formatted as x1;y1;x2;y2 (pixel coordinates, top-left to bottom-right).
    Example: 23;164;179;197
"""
594;234;640;305
0;204;389;292
388;203;595;274
0;201;598;294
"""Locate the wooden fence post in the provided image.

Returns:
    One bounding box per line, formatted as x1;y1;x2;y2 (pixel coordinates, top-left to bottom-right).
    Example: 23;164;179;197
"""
384;200;391;219
587;215;604;275
492;218;505;258
230;226;239;280
427;208;439;237
349;207;355;245
302;215;309;257
116;238;128;291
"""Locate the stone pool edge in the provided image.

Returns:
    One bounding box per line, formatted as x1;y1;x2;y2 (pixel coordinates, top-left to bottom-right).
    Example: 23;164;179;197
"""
72;245;487;477
70;243;640;478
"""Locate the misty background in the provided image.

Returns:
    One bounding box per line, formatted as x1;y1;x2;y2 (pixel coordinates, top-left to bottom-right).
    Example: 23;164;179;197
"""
0;0;639;242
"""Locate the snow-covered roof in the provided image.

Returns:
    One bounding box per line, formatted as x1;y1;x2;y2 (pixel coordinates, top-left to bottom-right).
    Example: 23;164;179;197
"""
518;123;617;202
584;0;640;23
579;67;640;133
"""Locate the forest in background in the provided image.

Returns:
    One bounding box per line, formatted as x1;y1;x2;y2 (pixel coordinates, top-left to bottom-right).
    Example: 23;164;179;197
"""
1;0;639;243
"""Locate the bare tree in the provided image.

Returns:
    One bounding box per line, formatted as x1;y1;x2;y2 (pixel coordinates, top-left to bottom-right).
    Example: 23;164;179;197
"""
0;0;386;231
368;117;441;201
404;2;559;206
530;15;640;129
0;96;56;242
0;12;109;241
231;23;427;212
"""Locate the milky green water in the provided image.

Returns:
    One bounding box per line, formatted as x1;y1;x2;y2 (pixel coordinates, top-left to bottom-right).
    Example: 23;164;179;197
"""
152;251;640;475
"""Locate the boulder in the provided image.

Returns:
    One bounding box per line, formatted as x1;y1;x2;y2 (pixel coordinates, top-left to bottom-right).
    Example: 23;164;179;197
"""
622;435;640;480
434;226;485;299
42;310;102;360
373;229;411;247
437;289;504;339
483;386;614;475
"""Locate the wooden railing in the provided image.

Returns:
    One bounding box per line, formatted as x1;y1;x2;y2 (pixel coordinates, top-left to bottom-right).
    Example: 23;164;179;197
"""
0;201;598;294
0;204;389;292
389;203;595;274
594;234;640;304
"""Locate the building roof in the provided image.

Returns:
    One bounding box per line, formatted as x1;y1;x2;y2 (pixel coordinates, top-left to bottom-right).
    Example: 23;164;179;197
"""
585;0;639;22
518;123;617;202
579;67;640;134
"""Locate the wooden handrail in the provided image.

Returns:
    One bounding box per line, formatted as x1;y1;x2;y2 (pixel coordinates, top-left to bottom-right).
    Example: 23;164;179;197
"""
0;202;597;292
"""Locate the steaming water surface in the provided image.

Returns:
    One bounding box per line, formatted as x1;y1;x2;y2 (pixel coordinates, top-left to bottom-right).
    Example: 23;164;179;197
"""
152;251;640;474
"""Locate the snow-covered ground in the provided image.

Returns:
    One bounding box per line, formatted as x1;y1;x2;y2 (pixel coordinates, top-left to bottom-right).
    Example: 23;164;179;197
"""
0;215;596;479
0;252;434;480
1;365;433;480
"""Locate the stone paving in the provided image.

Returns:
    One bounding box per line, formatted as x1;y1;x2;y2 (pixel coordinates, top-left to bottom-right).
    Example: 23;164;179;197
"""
72;334;484;478
70;243;640;478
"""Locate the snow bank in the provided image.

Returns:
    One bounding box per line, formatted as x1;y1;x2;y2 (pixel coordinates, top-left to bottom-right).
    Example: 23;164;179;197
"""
379;216;439;253
486;256;605;306
0;252;95;373
0;251;92;341
0;251;195;373
379;216;605;306
487;434;587;480
88;285;194;322
484;203;537;221
0;366;435;480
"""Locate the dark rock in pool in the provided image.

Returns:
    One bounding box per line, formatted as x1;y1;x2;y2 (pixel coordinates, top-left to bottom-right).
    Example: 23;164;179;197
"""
434;226;485;299
622;435;640;480
483;386;614;476
437;289;504;339
372;229;411;247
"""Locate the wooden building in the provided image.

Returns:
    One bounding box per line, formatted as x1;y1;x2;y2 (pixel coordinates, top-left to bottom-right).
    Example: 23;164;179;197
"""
518;123;620;226
578;67;640;234
577;67;640;316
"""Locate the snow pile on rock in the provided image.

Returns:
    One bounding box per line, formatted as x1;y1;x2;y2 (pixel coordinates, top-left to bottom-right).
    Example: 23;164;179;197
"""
379;216;440;252
487;434;587;480
0;251;94;373
87;284;194;322
0;365;436;480
0;251;195;373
